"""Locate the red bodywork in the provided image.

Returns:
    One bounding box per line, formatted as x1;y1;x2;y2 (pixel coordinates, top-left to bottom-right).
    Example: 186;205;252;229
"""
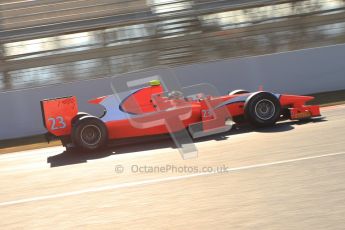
41;84;321;143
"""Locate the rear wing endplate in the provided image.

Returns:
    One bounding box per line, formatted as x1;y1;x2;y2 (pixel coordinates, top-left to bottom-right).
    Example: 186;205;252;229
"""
40;96;78;136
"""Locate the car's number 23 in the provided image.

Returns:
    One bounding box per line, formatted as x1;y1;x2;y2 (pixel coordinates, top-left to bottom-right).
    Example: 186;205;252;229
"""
202;109;212;118
48;116;67;130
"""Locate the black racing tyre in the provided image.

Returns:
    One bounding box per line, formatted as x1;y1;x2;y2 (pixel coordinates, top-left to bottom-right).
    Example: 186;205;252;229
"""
71;112;90;126
244;92;281;128
229;89;250;95
72;116;108;151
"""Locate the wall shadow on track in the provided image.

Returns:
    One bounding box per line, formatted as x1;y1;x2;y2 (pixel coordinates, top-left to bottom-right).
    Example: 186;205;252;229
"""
47;117;326;167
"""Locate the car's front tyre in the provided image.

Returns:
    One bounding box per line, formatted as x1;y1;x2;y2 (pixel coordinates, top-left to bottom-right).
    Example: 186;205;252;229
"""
244;92;281;127
228;89;250;95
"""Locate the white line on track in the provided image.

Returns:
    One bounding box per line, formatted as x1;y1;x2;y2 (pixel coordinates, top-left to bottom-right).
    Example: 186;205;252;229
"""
1;151;345;207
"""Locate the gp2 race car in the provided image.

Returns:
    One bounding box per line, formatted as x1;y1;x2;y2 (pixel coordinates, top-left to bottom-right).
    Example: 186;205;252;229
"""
41;80;321;151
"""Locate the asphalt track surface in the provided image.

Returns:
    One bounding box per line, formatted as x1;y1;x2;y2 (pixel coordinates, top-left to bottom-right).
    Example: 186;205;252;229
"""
0;105;345;230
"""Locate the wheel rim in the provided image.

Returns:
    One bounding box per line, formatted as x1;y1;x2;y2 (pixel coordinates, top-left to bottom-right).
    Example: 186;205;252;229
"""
254;99;276;120
80;125;102;146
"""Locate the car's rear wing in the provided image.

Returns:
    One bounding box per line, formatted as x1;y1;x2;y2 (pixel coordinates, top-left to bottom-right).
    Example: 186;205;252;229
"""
40;96;78;137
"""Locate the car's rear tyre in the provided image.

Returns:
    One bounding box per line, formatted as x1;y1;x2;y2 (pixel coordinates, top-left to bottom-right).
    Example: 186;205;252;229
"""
72;116;108;151
244;92;281;127
71;112;90;126
229;89;250;95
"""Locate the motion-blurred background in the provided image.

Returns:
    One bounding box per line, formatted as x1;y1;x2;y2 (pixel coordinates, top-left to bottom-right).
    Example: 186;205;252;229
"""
1;3;345;229
1;0;344;91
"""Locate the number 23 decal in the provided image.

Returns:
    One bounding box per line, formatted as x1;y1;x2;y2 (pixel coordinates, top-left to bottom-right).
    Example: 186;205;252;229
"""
202;109;212;118
48;116;67;130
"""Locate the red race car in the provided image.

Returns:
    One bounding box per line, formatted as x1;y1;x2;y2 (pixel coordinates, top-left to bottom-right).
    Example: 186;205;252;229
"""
41;80;321;151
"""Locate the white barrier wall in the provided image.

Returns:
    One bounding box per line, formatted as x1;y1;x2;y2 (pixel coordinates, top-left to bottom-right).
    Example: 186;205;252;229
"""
1;44;345;140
